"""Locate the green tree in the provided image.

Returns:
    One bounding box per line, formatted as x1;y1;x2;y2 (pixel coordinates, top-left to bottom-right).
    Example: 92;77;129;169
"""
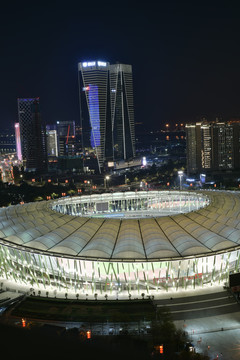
151;307;187;358
12;166;21;184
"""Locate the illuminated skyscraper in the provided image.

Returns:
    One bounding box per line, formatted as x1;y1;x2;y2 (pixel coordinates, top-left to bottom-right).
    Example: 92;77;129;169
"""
56;120;75;156
78;61;111;172
17;98;47;171
78;60;135;173
110;63;135;161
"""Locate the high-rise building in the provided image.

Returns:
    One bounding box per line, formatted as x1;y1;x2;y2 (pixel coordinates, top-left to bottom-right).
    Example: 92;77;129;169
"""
78;60;135;173
212;122;234;170
56;120;75;156
186;119;240;175
17;98;47;171
201;123;212;170
110;63;135;161
78;61;111;172
46;129;58;157
185;123;201;174
74;125;82;155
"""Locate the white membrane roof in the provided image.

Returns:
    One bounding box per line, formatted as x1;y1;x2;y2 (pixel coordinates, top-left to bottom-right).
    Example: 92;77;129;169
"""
1;191;240;261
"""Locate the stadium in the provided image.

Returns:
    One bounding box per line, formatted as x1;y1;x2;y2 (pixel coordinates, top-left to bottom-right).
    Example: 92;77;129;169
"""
0;190;240;299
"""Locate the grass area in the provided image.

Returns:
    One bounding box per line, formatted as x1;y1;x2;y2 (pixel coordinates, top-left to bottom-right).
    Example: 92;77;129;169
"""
10;296;156;322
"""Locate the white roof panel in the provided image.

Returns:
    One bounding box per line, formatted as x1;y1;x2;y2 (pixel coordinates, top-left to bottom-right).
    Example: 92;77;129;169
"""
1;191;240;260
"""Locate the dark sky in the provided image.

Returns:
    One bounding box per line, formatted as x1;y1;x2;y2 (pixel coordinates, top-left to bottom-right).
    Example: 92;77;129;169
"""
1;1;240;131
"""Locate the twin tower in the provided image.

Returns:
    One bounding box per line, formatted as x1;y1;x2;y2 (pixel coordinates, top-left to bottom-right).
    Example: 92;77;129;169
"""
78;61;135;173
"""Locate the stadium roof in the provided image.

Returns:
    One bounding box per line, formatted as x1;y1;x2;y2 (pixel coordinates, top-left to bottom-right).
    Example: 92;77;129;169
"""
1;191;240;261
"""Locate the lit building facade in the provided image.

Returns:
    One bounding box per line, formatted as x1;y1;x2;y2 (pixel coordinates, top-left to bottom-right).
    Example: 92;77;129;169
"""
186;119;240;174
56;120;75;156
185;123;201;174
78;61;111;173
0;132;16;155
78;61;135;173
17;98;47;171
212;122;234;170
46;129;58;157
201;123;212;170
110;63;135;161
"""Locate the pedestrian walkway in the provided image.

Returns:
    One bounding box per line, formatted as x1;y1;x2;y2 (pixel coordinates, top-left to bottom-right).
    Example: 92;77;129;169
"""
154;289;238;321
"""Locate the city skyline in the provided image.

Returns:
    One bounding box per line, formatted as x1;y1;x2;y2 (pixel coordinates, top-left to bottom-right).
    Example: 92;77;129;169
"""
1;2;240;131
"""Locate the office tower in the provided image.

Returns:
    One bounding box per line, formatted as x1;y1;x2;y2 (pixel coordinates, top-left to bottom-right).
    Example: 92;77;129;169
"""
78;60;135;173
46;129;58;157
14;123;22;160
17;98;47;171
78;61;111;172
110;63;135;161
56;120;75;156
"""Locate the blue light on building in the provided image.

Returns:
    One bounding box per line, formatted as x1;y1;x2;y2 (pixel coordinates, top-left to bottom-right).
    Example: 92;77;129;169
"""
89;85;100;148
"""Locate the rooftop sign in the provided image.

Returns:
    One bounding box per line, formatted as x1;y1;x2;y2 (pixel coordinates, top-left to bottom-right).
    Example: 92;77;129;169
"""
82;61;107;67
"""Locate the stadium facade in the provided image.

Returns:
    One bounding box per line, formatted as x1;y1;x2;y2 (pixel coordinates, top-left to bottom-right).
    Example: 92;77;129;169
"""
1;191;240;299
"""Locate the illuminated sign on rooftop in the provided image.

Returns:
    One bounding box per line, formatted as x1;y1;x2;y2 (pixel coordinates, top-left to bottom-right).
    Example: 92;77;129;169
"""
97;61;107;67
82;61;107;67
82;61;96;67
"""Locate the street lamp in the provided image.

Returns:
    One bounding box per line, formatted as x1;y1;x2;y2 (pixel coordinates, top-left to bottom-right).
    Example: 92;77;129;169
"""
178;171;183;190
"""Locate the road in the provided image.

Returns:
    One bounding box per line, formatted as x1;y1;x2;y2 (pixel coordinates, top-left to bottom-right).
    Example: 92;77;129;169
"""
154;288;240;359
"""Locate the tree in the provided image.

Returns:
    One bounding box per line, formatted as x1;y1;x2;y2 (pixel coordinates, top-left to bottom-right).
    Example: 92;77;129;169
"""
12;166;21;184
150;307;210;359
51;192;58;199
68;189;76;197
151;307;187;358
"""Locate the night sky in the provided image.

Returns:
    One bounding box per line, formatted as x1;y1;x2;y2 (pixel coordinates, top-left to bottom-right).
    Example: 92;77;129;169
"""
1;1;240;131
